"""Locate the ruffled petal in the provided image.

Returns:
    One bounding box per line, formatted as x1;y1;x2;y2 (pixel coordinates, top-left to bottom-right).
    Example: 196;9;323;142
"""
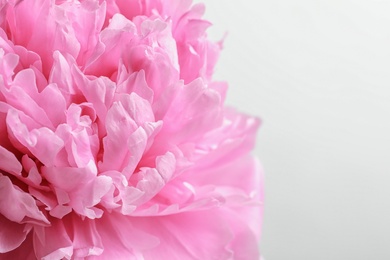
6;0;81;75
6;109;64;167
0;0;263;258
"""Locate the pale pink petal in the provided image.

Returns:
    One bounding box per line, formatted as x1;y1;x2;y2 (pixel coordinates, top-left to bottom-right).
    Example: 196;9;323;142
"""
41;165;112;219
49;51;79;100
100;170;144;214
95;212;159;259
34;83;67;127
6;109;64;167
121;123;162;176
99;100;139;172
0;174;49;225
11;68;67;127
0;46;19;86
189;108;260;170
0;145;22;174
68;175;112;218
125;44;179;100
84;13;136;77
100;93;162;174
224;208;261;260
116;69;154;103
72;65;116;127
65;1;106;66
188;155;263;197
130;152;176;205
131;210;234;259
55;103;99;168
156;78;222;143
41;166;95;193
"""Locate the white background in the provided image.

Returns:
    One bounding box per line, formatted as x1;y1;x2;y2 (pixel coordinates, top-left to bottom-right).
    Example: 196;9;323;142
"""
196;0;390;259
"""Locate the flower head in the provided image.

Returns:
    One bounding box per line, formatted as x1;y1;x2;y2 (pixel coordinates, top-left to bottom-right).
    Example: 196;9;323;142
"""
0;0;263;259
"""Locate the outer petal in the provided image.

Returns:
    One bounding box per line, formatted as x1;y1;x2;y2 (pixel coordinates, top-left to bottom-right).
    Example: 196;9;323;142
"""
0;215;31;253
0;231;35;259
224;208;261;260
94;212;159;259
131;210;234;260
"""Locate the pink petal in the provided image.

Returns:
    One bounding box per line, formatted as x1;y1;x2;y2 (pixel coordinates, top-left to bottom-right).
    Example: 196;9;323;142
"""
6;109;64;167
0;47;19;85
64;214;104;258
224;208;262;260
95;212;159;259
84;13;136;77
0;231;35;259
125;44;179;101
100;100;139;172
100;93;161;174
10;68;67;127
67;0;106;66
116;69;154;103
156;78;222;143
33;218;73;260
6;0;83;73
131;210;234;259
3;69;54;128
0;215;31;253
131;152;176;205
49;51;78;99
0;103;14;150
34;83;67;127
0;145;22;174
0;174;49;225
72;65;116;127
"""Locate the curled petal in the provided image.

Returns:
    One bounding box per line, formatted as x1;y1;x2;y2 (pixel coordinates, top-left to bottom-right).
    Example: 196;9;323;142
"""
6;109;64;167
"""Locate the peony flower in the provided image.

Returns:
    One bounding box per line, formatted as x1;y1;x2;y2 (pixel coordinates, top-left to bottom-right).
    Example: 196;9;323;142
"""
0;0;263;259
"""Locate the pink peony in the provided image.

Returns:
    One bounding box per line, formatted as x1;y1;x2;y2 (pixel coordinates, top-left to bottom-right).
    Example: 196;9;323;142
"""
0;0;263;259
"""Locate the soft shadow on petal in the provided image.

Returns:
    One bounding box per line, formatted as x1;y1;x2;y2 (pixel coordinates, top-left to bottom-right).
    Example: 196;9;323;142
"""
0;229;35;259
0;215;31;253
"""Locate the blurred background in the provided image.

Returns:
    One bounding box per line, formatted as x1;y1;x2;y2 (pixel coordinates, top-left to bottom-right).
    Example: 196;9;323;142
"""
196;0;390;259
